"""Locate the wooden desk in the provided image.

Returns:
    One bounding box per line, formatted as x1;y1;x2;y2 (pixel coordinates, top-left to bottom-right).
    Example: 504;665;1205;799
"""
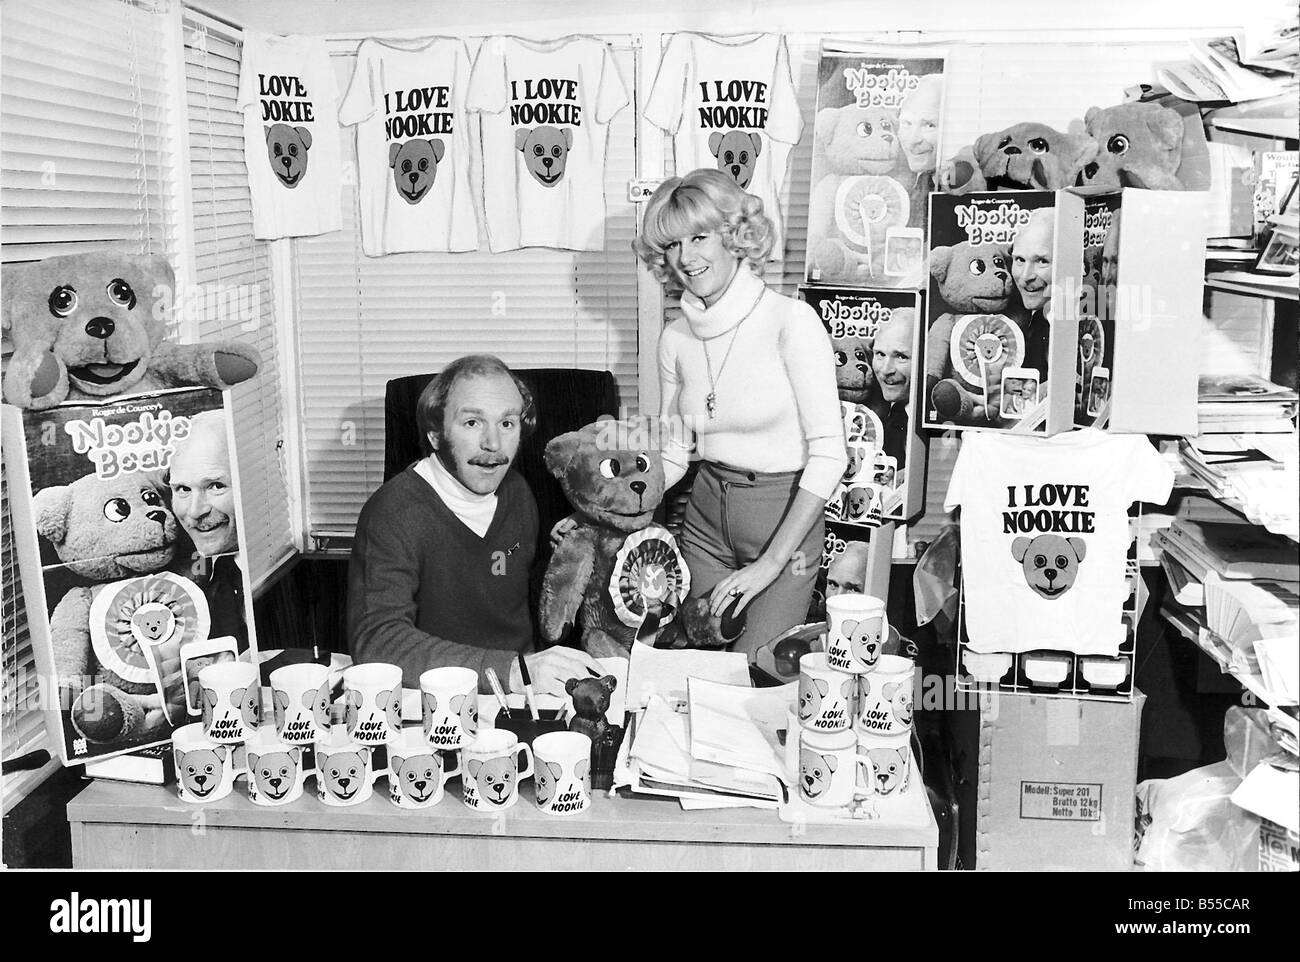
68;778;938;871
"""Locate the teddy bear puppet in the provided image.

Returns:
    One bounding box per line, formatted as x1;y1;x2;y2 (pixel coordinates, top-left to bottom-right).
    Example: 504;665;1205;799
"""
539;418;742;659
2;251;260;410
34;471;191;745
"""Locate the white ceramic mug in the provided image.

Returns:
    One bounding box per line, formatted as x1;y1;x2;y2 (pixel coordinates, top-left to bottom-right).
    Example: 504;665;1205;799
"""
857;655;916;736
825;593;888;674
269;662;331;746
420;666;479;750
342;662;403;746
315;735;383;807
797;728;874;809
532;731;593;816
245;727;308;807
387;728;460;809
461;728;533;813
855;728;912;797
797;652;857;733
173;722;244;804
198;660;260;743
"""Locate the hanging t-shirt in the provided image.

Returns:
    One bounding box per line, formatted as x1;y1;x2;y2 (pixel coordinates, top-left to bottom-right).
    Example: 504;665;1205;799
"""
944;429;1173;656
466;35;629;252
237;33;342;240
339;37;478;255
643;32;803;252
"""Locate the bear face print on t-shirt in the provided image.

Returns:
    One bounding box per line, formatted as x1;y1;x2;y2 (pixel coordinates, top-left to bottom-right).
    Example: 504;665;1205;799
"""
945;429;1173;656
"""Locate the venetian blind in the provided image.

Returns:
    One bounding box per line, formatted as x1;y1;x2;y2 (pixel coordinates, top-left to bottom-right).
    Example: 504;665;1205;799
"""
295;38;641;532
182;9;296;587
1;0;177;806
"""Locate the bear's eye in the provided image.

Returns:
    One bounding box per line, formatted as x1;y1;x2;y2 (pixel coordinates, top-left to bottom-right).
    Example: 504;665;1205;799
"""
854;346;867;362
1107;134;1129;155
273;143;283;156
140;489;163;507
349;767;358;777
723;151;734;164
1028;137;1050;153
635;454;651;473
280;767;289;776
533;145;544;156
402;159;412;173
992;254;1008;271
48;285;78;318
968;259;986;276
551;146;562;158
106;278;136;308
740;151;750;164
880;119;893;132
598;458;620;479
997;136;1013;150
103;498;131;522
418;158;429;171
288;144;299;157
187;765;197;775
205;765;214;774
1055;555;1069;569
1034;554;1047;568
856;121;873;137
834;350;847;367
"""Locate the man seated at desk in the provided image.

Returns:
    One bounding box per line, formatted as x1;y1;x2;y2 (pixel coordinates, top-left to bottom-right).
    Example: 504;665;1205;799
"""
348;354;599;695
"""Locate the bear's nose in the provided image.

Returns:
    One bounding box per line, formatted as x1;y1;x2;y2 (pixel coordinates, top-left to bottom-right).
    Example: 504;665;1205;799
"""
542;158;552;169
85;317;115;339
1044;569;1057;580
282;157;292;170
146;509;167;526
408;173;419;184
1004;145;1021;155
629;480;646;496
1083;162;1099;180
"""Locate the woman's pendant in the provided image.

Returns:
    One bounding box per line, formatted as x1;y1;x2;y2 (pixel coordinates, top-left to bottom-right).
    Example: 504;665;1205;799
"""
706;392;717;419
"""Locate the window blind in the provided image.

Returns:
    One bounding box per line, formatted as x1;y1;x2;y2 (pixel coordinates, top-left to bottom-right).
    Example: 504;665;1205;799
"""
294;39;642;533
1;0;177;807
182;10;296;587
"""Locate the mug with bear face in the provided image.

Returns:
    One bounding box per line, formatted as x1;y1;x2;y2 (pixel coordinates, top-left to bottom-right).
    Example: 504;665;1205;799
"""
855;728;912;797
797;728;875;809
316;733;383;807
797;652;856;733
825;593;888;674
856;654;916;737
173;722;244;804
269;662;331;747
461;729;534;814
342;662;403;746
420;666;479;750
532;731;592;816
199;660;260;743
387;727;460;809
244;726;307;807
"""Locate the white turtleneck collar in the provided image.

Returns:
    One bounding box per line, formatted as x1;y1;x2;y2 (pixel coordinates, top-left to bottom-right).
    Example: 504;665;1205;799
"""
679;264;766;340
415;452;498;537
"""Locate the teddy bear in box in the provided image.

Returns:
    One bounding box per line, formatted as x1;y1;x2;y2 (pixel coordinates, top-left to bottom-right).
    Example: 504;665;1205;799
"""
1;251;260;410
540;418;743;659
34;471;190;744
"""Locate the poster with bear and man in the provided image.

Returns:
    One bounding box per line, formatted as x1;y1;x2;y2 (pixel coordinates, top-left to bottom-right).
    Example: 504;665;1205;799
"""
3;388;259;764
805;44;947;290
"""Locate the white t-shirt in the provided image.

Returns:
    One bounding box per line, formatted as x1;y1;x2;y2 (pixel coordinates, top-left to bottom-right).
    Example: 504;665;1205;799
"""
339;37;478;255
238;33;342;240
643;33;803;252
944;429;1173;656
466;35;629;252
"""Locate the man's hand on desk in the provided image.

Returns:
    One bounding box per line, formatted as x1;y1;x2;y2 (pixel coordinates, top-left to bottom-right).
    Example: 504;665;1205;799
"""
509;647;603;697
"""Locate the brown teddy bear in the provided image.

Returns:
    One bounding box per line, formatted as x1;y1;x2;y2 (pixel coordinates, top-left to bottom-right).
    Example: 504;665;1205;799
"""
940;122;1097;193
1;251;260;409
1076;103;1185;190
565;673;617;746
33;472;190;745
539;418;742;658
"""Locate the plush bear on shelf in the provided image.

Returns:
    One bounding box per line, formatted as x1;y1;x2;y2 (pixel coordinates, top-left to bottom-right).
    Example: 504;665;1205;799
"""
1;251;260;409
1075;102;1186;190
940;122;1097;193
539;418;743;659
33;472;192;744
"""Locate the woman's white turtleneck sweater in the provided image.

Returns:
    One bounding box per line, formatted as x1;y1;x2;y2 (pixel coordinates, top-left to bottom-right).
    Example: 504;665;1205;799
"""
657;265;847;500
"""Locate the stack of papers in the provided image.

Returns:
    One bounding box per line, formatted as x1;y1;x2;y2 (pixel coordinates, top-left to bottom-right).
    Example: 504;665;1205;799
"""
624;644;749;710
1195;377;1298;435
1178;433;1298;540
1158;33;1298;103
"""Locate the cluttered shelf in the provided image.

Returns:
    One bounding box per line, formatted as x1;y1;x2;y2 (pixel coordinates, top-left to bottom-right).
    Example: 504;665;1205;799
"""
1158;601;1293;712
1204;273;1300;301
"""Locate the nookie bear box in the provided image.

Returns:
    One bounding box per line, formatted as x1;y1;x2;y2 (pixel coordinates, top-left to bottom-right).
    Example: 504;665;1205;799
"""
923;190;1083;435
801;286;927;526
2;387;259;765
976;691;1145;871
1073;187;1207;435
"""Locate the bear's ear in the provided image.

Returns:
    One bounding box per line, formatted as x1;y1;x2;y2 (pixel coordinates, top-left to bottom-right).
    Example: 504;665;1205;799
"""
424;692;437;714
748;132;762;155
824;753;838;773
429;138;446;164
467;759;482;778
1011;536;1032;563
230;686;245;708
32;484;72;546
972;131;999;166
289;746;302;764
1062;130;1099;169
1068;537;1087;562
264;125;274;143
390;752;405;771
214;745;228;763
294;126;312;150
841;619;859;636
929;246;953;285
1145;106;1183;151
450;693;464;713
575;758;590;781
708;130;725;158
599;674;617;694
388;142;403;168
546;760;563;780
814;678;829;697
564;677;579;696
347;689;362;708
543;430;582;479
515;127;532;152
882;682;898;699
247;751;260;771
1083;106;1102;133
841;678;855;699
561;128;573;150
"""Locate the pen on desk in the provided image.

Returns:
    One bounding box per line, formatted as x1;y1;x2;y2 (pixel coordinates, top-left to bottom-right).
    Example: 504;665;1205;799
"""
484;667;512;720
517;651;541;722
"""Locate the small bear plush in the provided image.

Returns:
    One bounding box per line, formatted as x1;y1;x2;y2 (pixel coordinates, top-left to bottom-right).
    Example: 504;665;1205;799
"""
941;122;1096;193
539;417;742;658
1076;103;1185;190
566;673;617;746
1;251;260;410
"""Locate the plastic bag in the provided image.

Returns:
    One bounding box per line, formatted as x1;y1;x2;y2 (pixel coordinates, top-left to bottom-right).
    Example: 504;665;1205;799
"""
1135;761;1260;871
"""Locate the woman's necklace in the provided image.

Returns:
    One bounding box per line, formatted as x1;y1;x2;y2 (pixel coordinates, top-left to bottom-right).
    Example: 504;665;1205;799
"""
702;287;765;419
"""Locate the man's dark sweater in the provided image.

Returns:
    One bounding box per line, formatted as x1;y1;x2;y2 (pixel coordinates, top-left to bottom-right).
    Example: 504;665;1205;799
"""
347;465;538;689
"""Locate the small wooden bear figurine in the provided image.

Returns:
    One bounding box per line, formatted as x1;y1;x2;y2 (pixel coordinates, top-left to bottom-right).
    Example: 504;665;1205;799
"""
565;674;618;747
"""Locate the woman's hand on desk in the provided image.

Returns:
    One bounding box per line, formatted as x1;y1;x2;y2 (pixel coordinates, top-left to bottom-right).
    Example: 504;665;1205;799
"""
509;647;602;697
549;514;579;549
709;556;782;617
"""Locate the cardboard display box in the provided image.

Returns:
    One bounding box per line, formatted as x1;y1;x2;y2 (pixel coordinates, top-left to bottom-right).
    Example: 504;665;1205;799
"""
1074;187;1208;434
924;190;1084;436
976;691;1145;871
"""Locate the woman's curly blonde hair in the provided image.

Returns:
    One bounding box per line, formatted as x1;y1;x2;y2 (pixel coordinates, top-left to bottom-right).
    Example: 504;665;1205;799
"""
632;168;774;282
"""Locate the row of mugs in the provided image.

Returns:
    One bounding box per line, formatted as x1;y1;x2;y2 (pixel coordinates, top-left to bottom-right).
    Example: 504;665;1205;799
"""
174;722;595;817
798;652;915;737
198;661;482;751
786;723;913;808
